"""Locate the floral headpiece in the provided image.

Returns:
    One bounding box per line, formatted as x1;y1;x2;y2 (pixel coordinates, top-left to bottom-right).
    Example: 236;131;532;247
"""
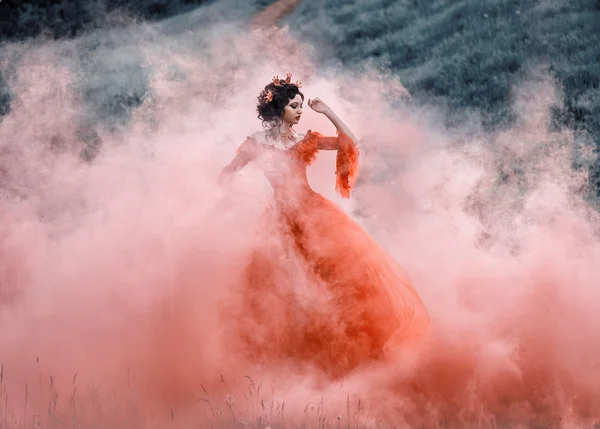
272;72;302;88
259;73;302;104
259;89;273;103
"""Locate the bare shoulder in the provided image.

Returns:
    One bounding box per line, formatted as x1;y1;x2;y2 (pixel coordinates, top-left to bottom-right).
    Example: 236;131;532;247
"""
249;130;269;145
294;131;307;142
248;130;308;148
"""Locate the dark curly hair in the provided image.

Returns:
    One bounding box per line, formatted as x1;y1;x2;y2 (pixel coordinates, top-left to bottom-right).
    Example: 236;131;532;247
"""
256;77;304;130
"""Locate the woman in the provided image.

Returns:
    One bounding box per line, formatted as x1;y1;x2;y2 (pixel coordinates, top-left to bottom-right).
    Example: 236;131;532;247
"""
219;73;430;379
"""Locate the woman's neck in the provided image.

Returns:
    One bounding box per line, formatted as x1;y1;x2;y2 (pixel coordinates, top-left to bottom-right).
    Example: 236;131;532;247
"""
279;121;292;134
265;122;296;149
267;121;295;144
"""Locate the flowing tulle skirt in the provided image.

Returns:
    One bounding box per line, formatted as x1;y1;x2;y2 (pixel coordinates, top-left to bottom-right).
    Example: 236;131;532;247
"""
229;189;430;379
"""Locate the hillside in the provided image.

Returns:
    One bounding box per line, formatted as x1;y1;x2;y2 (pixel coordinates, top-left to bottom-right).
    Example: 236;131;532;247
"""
0;0;272;159
281;0;600;192
1;0;599;191
0;0;216;41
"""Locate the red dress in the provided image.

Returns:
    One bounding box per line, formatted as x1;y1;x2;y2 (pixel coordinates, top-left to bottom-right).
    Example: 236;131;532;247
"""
225;130;430;379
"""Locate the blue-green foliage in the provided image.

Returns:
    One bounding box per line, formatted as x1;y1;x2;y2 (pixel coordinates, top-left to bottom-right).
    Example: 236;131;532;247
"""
0;0;268;157
281;0;600;191
0;0;218;41
1;0;599;190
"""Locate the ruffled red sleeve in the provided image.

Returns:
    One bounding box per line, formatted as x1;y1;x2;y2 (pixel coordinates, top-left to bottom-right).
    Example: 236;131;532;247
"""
294;130;360;199
334;132;360;198
293;131;320;165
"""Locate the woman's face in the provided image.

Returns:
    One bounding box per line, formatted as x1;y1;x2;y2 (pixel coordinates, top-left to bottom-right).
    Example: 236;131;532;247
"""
282;94;304;125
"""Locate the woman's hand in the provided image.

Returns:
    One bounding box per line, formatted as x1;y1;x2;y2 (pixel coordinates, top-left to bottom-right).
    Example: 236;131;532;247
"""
309;97;359;146
308;97;331;115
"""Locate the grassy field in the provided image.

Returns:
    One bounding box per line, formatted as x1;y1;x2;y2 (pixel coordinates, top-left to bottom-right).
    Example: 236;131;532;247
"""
0;0;218;41
2;0;598;139
5;0;596;192
2;0;598;177
282;0;600;193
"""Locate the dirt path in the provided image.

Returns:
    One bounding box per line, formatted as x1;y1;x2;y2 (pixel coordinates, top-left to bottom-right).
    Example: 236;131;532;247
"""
249;0;304;29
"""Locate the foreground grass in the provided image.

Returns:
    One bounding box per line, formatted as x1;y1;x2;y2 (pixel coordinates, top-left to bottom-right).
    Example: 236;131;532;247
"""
0;367;384;429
